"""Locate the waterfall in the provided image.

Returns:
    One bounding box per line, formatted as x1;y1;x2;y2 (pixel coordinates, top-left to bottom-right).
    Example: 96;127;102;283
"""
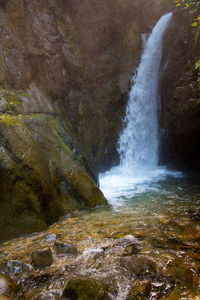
118;12;172;176
100;12;174;202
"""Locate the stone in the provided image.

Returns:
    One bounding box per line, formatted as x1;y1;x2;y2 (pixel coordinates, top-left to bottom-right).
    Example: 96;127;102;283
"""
0;273;18;298
128;280;151;299
0;260;33;277
63;277;106;300
123;243;139;256
31;248;53;268
120;256;157;278
54;241;77;255
45;234;57;242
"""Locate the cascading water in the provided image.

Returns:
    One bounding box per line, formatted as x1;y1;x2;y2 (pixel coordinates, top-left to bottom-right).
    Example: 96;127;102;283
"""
100;12;178;203
119;12;172;175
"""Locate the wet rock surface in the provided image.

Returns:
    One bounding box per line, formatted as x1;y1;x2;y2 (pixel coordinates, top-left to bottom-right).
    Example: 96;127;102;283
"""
160;8;200;171
54;242;77;256
31;248;53;268
0;260;33;277
0;273;18;298
63;277;107;300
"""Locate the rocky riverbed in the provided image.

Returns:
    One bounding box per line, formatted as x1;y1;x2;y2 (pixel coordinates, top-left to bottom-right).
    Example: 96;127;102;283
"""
0;175;200;299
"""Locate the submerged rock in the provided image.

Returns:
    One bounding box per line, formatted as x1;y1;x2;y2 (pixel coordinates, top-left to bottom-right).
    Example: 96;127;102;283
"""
31;248;53;268
45;234;57;243
120;256;157;279
123;243;139;256
0;273;18;298
54;241;77;256
63;277;107;300
128;280;151;299
0;260;33;277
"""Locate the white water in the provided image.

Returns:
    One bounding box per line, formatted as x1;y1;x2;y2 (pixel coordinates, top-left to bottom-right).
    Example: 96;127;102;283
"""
119;12;172;174
100;13;180;204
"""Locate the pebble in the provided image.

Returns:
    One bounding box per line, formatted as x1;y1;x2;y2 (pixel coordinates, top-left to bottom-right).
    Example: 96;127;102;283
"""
54;241;77;256
31;248;53;267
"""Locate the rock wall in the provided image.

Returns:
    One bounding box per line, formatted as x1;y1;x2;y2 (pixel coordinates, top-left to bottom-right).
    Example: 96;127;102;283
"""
160;9;200;171
0;85;107;241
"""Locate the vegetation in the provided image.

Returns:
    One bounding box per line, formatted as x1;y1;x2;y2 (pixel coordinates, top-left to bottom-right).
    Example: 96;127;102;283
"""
174;0;200;43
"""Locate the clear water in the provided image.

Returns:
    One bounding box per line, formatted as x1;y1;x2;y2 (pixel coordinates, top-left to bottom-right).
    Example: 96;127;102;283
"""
0;175;200;299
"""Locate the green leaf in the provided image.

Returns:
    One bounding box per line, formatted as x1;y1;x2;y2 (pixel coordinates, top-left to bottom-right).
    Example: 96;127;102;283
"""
195;60;200;70
191;21;198;27
176;3;181;6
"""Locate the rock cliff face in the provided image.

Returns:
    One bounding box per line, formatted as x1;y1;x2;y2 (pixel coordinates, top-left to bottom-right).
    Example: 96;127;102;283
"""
0;0;174;240
0;85;107;241
160;9;200;171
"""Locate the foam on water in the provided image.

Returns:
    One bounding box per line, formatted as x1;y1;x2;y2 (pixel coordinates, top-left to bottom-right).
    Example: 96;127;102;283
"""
100;166;182;206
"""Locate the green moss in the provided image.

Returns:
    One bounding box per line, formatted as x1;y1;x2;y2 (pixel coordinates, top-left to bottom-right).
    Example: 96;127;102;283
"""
21;114;43;120
4;93;22;104
58;135;73;156
49;117;73;157
0;115;24;126
21;92;31;98
195;59;200;94
197;98;200;105
63;277;106;300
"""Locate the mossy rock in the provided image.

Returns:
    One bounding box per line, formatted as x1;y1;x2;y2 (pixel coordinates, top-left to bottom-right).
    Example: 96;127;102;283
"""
128;280;151;299
63;277;107;300
0;87;106;241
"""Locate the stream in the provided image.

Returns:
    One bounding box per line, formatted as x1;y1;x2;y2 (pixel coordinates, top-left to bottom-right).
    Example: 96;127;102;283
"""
0;172;200;299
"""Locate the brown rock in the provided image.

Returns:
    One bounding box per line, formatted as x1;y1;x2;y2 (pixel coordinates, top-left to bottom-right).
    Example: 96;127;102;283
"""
31;248;53;267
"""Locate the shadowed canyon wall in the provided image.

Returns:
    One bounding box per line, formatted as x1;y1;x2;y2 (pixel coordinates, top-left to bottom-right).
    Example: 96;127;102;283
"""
160;9;200;171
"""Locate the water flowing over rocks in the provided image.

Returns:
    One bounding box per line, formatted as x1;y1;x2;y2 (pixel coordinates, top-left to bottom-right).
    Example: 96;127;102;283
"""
0;176;199;298
0;273;19;299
